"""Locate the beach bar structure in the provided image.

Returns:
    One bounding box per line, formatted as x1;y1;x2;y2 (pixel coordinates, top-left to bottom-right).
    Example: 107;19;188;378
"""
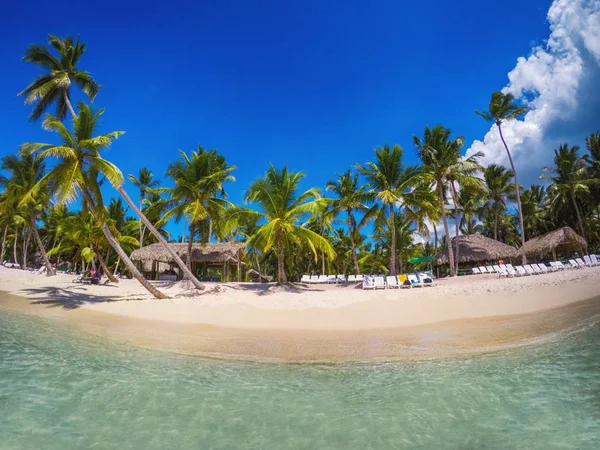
130;242;246;282
518;227;587;260
434;233;518;269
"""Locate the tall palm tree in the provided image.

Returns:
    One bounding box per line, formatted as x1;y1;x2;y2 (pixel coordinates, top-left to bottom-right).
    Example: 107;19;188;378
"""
325;170;371;274
482;164;515;241
458;185;483;235
521;185;550;239
413;126;469;277
586;131;600;222
0;152;55;275
20;103;167;298
305;202;336;275
245;165;335;283
162;147;235;274
541;144;596;246
128;168;159;247
357;144;421;275
476;91;528;259
19;35;99;121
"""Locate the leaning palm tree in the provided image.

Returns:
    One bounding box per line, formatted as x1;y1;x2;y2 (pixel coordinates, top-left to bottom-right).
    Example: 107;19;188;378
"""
128;168;159;247
19;35;99;121
20;103;167;298
245;165;335;284
325;170;371;274
541;144;597;246
162;147;235;274
413;125;469;277
482;164;516;241
1;152;55;275
357;144;421;276
476;91;528;259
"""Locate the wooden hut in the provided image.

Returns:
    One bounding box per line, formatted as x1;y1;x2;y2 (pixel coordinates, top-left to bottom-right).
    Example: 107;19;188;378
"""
130;242;246;281
518;227;587;260
434;233;518;268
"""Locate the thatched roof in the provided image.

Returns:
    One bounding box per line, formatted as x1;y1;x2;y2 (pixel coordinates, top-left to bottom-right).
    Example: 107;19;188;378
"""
518;227;587;257
434;233;518;265
130;242;246;266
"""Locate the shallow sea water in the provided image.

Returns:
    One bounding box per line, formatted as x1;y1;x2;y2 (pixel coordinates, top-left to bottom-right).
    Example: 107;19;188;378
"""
1;306;599;449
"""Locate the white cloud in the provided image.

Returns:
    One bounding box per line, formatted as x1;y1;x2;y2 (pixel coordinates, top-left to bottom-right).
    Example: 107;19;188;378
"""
466;0;600;184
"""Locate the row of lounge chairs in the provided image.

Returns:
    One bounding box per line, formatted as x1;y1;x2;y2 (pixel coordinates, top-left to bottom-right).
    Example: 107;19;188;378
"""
301;274;349;284
363;273;436;289
472;255;599;278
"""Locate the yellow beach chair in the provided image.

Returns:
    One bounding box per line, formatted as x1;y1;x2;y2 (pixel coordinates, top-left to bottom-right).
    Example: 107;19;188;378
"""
397;274;411;289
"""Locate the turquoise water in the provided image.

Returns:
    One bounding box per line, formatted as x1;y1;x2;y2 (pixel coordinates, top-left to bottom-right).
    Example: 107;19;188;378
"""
1;308;600;449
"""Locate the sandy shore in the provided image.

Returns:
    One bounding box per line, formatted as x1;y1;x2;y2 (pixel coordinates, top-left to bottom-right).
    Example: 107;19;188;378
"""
1;266;599;361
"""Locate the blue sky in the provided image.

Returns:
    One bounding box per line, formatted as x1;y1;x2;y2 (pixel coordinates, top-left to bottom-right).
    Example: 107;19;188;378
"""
3;0;586;240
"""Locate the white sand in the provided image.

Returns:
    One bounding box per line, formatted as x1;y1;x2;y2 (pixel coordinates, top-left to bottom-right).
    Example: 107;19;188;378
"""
1;266;599;360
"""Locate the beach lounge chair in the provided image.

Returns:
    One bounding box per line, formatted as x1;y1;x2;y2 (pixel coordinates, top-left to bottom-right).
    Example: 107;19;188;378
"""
591;255;600;266
515;266;528;276
362;275;375;289
478;266;488;274
309;275;319;283
523;264;537;275
536;263;549;274
472;267;481;275
419;272;436;286
374;276;386;289
317;275;328;283
301;275;311;283
505;264;519;277
407;273;423;287
348;275;357;283
486;265;495;273
386;276;399;288
336;274;346;283
356;275;364;282
568;260;580;269
575;258;587;268
494;265;508;278
398;274;412;289
326;275;337;284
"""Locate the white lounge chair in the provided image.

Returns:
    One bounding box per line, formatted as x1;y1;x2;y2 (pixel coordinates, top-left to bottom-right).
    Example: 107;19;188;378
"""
486;265;495;273
309;275;319;283
515;266;528;276
356;275;364;282
301;275;311;283
591;255;600;266
525;264;539;275
505;264;519;277
472;267;481;275
551;261;566;271
386;276;399;288
568;260;580;269
578;257;591;268
325;275;336;283
536;263;548;274
374;276;386;289
419;272;436;286
479;266;488;274
398;275;412;288
362;276;374;289
494;265;508;277
407;273;423;287
348;275;357;283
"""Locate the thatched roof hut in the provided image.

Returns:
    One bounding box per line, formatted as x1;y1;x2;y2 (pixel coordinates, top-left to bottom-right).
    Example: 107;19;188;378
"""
434;233;518;266
518;227;587;259
130;242;246;281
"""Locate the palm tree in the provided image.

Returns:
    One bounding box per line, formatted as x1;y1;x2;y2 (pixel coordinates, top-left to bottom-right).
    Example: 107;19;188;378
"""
128;168;159;247
0;152;55;275
521;185;550;239
305;202;336;274
458;186;483;235
413;126;469;277
541;144;596;246
586;131;600;222
245;165;335;283
357;144;421;275
20;103;167;298
476;91;528;259
19;35;99;121
325;170;371;274
482;164;515;241
162;147;235;274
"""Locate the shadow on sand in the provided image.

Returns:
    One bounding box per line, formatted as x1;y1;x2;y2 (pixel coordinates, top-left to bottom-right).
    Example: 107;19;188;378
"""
22;286;145;310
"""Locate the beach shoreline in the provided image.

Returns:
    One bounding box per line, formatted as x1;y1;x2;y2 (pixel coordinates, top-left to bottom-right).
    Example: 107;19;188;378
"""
1;266;599;361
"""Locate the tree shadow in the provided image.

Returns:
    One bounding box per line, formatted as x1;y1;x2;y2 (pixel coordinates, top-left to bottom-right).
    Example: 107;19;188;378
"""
222;282;326;295
22;286;145;310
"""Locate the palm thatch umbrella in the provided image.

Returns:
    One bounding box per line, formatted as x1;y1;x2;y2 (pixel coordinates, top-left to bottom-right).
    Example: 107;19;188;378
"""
434;233;518;267
518;227;587;260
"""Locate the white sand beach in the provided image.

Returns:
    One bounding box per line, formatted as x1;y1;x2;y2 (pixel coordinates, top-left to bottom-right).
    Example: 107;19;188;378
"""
1;266;599;360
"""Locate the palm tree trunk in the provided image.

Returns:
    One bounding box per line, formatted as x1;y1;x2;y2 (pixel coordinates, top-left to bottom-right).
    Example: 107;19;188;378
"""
433;224;438;251
389;203;396;276
13;225;19;265
347;209;360;275
114;256;121;276
1;223;8;262
116;185;205;290
276;230;287;284
438;183;456;277
139;200;145;248
30;211;55;276
81;188;168;299
23;228;31;269
321;248;325;275
571;190;587;252
185;222;194;274
63;91;77;120
494;207;499;241
98;253;118;283
497;123;526;263
450;183;460;275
